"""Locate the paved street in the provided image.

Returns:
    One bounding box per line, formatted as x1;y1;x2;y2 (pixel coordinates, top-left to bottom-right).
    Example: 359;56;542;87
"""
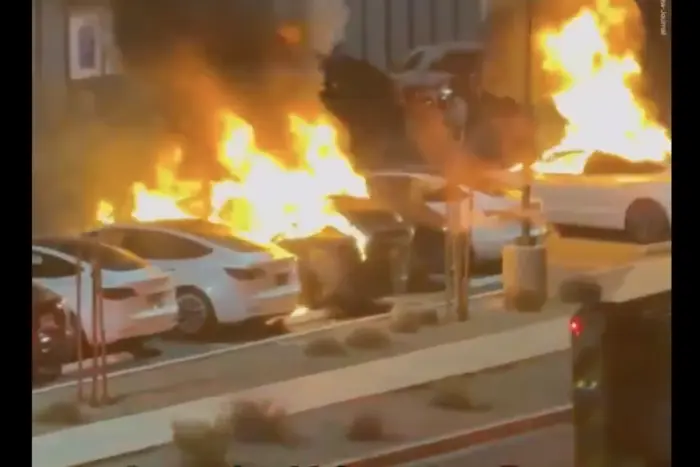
33;275;503;391
407;424;573;467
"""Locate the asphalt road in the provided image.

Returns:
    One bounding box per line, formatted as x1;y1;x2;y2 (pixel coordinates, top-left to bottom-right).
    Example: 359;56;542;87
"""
406;424;573;467
33;275;502;391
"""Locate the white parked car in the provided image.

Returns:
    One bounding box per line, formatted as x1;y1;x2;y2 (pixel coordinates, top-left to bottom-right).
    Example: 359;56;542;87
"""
392;41;484;93
367;170;546;270
32;237;178;350
89;219;301;336
528;165;672;244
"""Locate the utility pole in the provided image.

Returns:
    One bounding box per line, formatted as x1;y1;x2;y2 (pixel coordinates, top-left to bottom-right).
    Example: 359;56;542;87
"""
519;0;534;246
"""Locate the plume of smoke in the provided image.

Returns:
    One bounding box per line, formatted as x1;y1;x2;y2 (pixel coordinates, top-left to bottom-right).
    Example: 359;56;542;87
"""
307;0;350;56
110;0;352;176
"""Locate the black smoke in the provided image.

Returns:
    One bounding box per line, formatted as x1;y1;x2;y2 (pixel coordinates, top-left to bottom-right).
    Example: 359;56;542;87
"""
110;0;313;177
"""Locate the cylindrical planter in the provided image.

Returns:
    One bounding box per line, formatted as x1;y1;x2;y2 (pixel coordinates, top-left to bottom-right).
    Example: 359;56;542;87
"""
502;243;548;312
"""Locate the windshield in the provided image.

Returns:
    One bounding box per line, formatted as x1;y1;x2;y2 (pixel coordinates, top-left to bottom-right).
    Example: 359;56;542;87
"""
33;238;149;271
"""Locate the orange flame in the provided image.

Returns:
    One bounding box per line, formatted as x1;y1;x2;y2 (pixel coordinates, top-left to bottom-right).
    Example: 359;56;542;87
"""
530;0;671;174
99;112;369;254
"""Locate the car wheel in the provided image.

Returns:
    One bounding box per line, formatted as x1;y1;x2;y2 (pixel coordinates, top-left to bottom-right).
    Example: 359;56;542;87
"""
176;287;217;337
624;199;671;244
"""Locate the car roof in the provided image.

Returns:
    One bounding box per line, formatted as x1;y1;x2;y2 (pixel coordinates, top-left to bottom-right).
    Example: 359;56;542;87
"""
99;219;272;253
103;218;228;236
32;235;137;260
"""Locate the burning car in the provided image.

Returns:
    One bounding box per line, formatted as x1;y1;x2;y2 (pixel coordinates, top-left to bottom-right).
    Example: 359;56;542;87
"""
506;5;671;244
521;152;671;243
97;114;412;320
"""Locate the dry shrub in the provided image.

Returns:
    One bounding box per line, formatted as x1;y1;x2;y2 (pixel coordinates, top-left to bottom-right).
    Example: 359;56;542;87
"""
228;400;298;445
346;412;387;442
416;308;440;326
388;310;420;334
430;377;486;412
172;418;230;467
303;336;347;357
33;401;87;426
344;327;392;350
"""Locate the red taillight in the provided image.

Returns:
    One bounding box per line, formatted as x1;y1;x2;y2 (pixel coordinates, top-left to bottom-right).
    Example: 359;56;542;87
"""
570;316;583;337
225;268;265;281
102;287;136;300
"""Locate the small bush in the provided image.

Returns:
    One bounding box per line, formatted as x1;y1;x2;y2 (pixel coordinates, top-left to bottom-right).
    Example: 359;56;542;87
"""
346;413;387;442
34;401;86;426
430;378;481;412
303;336;347;357
345;327;392;350
172;418;230;467
416;309;440;326
388;309;421;334
228;400;298;445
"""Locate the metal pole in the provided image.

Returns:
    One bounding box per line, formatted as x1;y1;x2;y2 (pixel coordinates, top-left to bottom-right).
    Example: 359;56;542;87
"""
97;256;108;404
443;221;453;319
519;0;534;246
89;240;100;406
459;189;474;321
75;245;84;402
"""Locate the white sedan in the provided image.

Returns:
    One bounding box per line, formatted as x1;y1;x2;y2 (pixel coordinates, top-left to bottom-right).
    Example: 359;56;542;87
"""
32;237;178;349
89;219;301;337
530;168;671;244
367;170;546;267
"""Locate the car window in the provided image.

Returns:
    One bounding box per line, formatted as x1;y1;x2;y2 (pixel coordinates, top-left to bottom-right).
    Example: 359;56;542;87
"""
32;282;60;304
401;51;425;71
121;230;213;260
430;51;482;76
34;239;148;272
164;221;269;253
32;252;77;279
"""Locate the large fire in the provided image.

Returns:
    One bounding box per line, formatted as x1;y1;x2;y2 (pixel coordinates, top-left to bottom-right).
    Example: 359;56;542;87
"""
98;112;369;252
529;0;671;175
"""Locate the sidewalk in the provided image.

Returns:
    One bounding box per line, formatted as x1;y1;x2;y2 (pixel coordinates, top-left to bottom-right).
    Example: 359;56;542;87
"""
33;305;572;467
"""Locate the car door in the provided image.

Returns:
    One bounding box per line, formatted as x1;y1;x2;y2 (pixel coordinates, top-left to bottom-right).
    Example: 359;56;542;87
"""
532;175;614;228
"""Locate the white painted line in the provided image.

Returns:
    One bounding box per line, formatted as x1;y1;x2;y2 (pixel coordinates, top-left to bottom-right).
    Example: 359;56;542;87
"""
61;353;133;375
32;287;503;396
32;315;570;467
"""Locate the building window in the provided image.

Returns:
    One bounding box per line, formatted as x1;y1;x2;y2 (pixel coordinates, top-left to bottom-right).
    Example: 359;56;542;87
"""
68;8;121;81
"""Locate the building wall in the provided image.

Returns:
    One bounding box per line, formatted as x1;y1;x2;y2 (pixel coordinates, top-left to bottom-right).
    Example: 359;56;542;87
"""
32;0;489;123
300;0;487;70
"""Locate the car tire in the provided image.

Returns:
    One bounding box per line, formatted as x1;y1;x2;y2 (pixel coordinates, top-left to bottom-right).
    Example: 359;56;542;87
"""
175;286;218;338
624;199;671;244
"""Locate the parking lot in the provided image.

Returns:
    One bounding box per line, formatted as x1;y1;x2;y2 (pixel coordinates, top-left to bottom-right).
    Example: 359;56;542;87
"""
33;274;503;393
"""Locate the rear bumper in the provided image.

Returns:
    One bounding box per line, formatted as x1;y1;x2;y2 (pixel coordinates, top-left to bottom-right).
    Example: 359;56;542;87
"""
112;304;178;343
246;285;300;318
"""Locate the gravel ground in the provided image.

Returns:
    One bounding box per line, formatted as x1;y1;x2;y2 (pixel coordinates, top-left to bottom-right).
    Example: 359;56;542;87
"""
85;351;571;467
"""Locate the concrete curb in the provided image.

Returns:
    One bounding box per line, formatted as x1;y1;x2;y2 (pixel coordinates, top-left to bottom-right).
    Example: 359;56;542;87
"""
32;315;569;467
33;282;502;396
332;405;573;467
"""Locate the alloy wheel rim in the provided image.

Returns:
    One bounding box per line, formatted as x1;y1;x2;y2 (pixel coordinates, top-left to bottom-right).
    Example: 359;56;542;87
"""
177;294;207;334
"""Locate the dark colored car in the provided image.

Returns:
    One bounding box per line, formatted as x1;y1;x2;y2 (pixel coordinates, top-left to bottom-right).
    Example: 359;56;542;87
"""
32;283;68;384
